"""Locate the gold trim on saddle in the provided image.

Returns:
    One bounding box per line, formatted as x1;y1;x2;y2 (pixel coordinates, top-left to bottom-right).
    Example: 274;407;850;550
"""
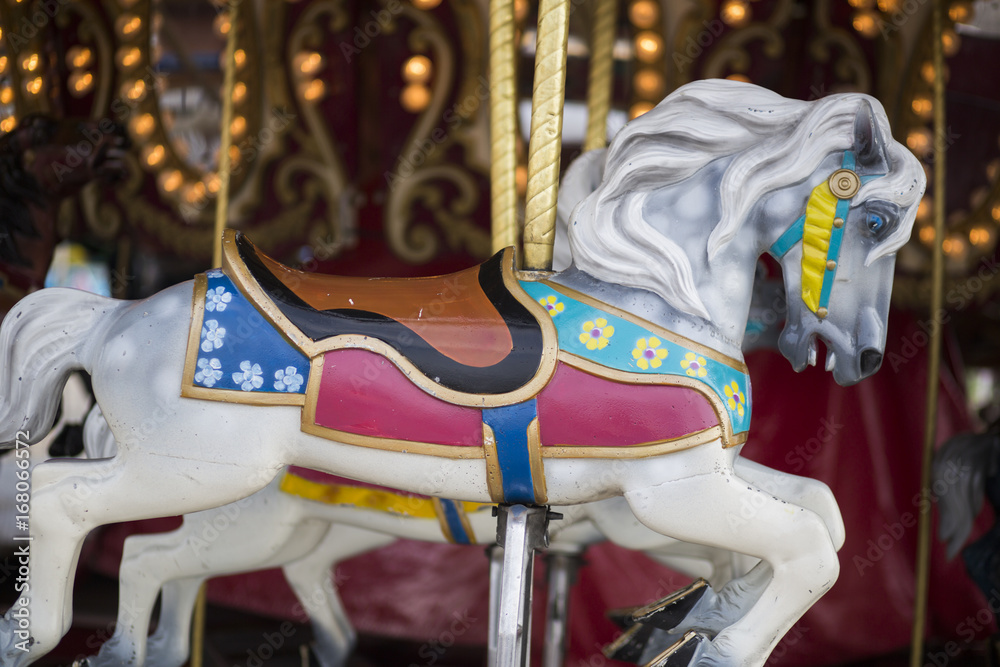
181;274;306;406
539;282;748;374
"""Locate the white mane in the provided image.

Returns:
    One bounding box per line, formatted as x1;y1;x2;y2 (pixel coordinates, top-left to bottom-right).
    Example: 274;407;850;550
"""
567;79;924;319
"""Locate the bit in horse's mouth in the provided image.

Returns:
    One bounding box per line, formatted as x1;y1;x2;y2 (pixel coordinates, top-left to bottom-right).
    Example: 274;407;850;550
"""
806;335;837;372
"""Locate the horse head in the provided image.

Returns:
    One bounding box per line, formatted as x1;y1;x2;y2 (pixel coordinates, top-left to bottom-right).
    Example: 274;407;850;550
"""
767;98;925;385
0;114;128;272
0;113;129;197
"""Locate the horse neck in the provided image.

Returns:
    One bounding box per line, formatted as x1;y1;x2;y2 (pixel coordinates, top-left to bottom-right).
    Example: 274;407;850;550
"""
552;258;754;362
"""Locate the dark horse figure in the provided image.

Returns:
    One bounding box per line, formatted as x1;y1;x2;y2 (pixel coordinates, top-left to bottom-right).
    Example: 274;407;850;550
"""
0;114;127;460
0;113;128;314
935;418;1000;662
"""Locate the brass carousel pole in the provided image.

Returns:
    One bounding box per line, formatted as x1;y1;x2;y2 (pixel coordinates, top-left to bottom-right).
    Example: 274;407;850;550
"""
583;0;617;153
522;0;571;271
193;3;240;665
489;0;519;254
910;1;946;665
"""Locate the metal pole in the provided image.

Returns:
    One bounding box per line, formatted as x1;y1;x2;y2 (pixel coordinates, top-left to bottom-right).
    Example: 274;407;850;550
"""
522;0;571;271
583;0;617;152
542;552;582;667
490;0;519;254
212;0;239;268
910;1;946;665
194;2;240;663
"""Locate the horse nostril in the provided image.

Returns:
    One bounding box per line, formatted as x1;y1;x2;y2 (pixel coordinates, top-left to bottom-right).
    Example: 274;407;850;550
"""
860;349;882;375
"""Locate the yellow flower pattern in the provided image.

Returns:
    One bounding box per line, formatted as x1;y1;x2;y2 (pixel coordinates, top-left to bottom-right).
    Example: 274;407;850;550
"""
579;318;614;350
632;337;668;370
724;380;745;417
681;352;708;377
538;295;564;316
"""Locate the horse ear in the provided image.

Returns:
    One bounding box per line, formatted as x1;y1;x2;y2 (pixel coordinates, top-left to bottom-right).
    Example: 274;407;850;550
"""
853;100;890;174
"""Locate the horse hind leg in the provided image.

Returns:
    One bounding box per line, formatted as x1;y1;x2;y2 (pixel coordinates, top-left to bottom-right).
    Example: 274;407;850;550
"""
1;451;279;667
282;523;396;667
624;468;839;667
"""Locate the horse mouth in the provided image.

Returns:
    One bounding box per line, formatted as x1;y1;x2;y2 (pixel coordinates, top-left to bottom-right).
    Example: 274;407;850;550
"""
805;336;838;373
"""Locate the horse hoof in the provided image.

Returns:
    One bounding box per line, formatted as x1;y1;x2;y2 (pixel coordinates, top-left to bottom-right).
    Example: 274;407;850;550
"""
603;622;660;662
632;579;710;631
643;631;706;667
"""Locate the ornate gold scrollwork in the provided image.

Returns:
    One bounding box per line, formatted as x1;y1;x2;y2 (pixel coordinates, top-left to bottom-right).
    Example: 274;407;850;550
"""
700;0;793;82
281;0;355;260
385;0;490;264
809;0;871;93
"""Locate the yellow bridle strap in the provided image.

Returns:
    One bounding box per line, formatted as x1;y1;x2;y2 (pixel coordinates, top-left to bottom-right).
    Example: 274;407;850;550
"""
800;180;839;313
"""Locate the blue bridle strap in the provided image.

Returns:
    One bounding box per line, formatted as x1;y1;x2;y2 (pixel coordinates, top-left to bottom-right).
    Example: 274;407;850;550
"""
768;150;880;315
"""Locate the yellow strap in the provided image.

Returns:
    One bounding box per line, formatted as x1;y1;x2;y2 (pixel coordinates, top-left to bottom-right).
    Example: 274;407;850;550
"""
280;473;490;525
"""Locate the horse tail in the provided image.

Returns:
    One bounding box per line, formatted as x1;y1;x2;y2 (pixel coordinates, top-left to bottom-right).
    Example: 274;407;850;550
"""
934;431;1000;560
82;404;117;459
0;288;126;449
554;149;606;271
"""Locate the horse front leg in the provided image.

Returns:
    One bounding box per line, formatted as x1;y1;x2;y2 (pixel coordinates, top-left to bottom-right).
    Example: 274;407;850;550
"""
622;454;839;667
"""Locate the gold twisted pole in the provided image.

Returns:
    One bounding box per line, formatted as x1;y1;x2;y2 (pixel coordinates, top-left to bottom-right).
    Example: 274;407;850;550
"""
211;0;239;268
910;1;946;665
584;0;617;152
522;0;571;271
195;4;240;665
490;0;519;254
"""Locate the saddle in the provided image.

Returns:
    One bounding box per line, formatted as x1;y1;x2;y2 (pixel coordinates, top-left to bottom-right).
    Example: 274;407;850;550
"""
222;231;556;403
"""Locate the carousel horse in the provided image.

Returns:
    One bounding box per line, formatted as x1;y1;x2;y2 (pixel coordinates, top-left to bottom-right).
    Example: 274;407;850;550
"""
0;113;128;313
85;149;799;667
81;403;839;667
934;419;1000;656
0;79;922;667
0;114;127;548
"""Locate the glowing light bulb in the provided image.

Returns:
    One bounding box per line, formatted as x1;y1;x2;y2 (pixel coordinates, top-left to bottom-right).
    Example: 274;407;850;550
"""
402;55;432;83
634;32;663;63
400;84;430;112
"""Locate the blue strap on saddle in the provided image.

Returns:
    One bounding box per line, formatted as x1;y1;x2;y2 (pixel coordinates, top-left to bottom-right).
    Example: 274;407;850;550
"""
483;400;539;505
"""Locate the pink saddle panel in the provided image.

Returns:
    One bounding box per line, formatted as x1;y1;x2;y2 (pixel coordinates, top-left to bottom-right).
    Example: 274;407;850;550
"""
309;349;720;453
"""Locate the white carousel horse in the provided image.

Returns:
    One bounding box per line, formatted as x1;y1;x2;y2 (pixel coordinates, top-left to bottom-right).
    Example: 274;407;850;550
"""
85;147;809;667
80;402;844;667
0;79;923;667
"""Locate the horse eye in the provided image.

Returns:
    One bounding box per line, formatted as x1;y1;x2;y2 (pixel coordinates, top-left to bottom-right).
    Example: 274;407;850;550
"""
866;212;885;234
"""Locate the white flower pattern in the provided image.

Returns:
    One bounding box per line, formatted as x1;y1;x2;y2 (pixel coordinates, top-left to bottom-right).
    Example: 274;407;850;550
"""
194;358;223;387
232;360;264;391
274;366;304;392
205;286;233;312
201;320;226;352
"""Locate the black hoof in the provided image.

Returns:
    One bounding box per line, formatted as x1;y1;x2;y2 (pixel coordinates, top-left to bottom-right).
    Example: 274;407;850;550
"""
644;631;705;667
603;622;660;663
632;579;710;631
